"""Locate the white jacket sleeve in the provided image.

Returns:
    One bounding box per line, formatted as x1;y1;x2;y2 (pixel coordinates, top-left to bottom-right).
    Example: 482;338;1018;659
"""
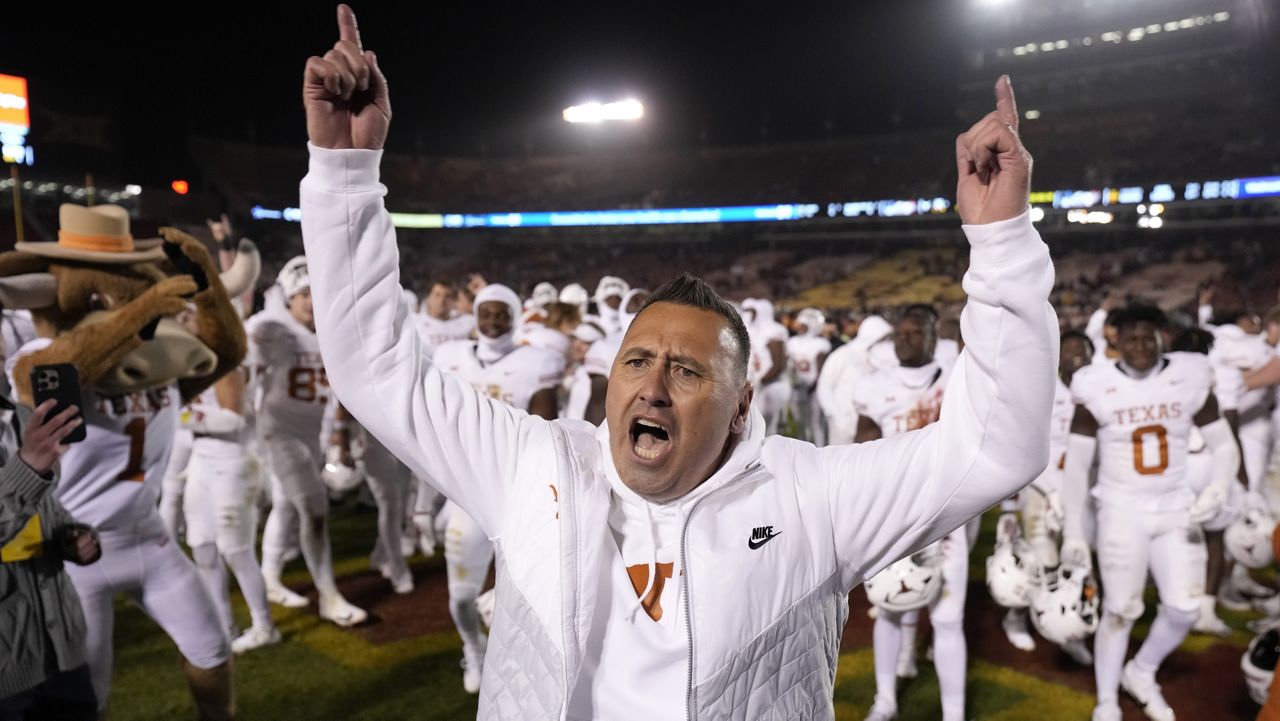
300;144;538;535
819;210;1057;586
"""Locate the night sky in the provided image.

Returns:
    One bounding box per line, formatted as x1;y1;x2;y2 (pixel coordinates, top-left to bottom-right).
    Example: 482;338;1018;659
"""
2;1;965;181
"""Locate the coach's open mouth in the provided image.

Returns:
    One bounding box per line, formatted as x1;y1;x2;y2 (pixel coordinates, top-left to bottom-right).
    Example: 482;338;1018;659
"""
630;415;673;464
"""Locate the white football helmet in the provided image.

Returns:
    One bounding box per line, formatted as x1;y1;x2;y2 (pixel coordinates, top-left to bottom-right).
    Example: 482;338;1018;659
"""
796;308;825;336
1227;507;1277;569
276;256;310;299
594;276;629;305
531;282;558;310
986;513;1042;609
1243;627;1280;705
322;445;365;493
559;283;590;314
1029;564;1100;645
864;549;943;613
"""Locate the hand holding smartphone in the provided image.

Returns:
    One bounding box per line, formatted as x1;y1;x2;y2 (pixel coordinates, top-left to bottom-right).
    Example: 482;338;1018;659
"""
30;364;87;444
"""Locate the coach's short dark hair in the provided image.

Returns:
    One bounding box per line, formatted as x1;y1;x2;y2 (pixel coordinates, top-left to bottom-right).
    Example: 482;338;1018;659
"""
1112;305;1168;333
638;274;750;381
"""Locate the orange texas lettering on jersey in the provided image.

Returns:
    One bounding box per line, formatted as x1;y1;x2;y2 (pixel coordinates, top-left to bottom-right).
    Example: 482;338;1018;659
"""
94;387;175;417
1110;401;1184;427
890;394;943;434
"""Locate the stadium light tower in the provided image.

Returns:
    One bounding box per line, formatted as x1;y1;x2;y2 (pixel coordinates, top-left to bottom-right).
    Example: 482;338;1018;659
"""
563;99;644;124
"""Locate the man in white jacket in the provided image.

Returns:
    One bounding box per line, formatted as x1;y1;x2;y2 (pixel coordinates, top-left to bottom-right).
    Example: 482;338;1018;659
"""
299;7;1056;719
815;315;893;445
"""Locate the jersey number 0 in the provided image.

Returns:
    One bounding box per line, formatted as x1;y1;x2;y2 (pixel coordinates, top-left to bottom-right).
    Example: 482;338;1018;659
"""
1132;424;1169;475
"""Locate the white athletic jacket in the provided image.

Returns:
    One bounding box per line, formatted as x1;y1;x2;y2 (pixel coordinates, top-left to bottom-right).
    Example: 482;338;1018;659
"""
300;145;1058;720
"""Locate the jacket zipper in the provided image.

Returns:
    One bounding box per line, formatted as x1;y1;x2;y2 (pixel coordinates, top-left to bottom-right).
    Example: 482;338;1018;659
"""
682;464;761;721
556;424;580;721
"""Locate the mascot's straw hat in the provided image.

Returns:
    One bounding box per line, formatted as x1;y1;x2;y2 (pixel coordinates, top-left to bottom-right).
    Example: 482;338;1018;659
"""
16;203;166;264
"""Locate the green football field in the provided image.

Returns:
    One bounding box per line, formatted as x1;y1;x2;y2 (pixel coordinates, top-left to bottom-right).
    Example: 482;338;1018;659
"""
104;504;1260;720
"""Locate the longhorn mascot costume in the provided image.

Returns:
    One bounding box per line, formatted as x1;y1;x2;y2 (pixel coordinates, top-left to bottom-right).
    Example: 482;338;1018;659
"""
0;204;259;721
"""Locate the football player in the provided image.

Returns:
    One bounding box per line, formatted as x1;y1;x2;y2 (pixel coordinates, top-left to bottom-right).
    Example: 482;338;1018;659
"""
1062;306;1240;721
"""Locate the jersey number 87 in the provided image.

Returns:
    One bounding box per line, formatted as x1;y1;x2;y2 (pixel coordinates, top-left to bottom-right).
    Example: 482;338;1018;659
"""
288;367;330;403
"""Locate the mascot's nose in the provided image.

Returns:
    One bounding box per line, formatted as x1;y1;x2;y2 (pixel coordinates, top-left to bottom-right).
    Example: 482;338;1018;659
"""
109;318;219;392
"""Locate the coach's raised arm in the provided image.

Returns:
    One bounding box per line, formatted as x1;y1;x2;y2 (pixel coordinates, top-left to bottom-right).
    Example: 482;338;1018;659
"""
817;76;1058;578
299;5;1056;718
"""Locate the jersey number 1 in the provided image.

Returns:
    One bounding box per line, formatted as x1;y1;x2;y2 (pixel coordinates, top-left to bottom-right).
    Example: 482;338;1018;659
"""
1132;424;1169;475
118;418;146;482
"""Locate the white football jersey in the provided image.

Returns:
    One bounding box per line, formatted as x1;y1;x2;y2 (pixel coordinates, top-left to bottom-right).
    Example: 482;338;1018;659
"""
1070;352;1213;511
1208;356;1244;414
822;337;894;435
10;337;179;532
186;384;249;451
564;366;592;421
433;341;565;411
185;388;215;427
1048;377;1074;470
1029;377;1075;495
245;310;327;439
583;334;623;379
748;321;789;385
516;323;570;358
0;310;37;399
852;362;949;438
1211;328;1274;425
786;335;831;389
416;313;476;358
0;310;36;364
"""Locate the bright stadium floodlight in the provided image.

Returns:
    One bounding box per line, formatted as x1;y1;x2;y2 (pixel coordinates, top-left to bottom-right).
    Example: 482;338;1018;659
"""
563;99;644;124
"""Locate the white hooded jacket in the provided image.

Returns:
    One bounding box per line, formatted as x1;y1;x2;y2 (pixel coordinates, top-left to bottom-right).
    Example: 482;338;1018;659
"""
300;145;1057;720
815;315;893;440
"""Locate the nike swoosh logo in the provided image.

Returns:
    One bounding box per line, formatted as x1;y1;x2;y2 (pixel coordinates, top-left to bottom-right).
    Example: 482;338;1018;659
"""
748;531;782;550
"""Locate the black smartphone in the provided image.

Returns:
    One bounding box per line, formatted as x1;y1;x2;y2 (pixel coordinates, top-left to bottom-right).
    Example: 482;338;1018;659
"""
30;364;88;444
